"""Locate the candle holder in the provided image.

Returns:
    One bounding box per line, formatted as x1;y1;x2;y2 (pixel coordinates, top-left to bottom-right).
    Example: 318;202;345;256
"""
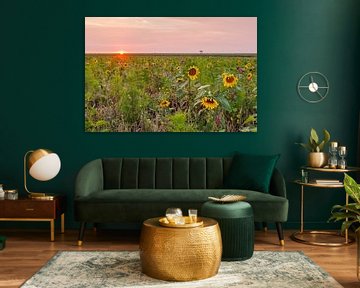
328;142;338;169
337;146;347;169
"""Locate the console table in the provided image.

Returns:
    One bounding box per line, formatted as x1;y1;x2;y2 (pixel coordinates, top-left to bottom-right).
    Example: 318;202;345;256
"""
291;166;359;246
0;195;65;241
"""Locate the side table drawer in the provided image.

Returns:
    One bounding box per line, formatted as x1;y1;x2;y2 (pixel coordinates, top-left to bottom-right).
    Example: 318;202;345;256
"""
2;201;55;218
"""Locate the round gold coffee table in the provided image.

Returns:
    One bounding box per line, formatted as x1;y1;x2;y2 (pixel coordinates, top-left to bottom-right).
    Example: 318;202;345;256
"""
139;217;222;281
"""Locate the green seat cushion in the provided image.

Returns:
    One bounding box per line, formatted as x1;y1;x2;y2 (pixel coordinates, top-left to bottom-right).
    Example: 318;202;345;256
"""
75;188;288;222
223;153;280;193
201;201;253;218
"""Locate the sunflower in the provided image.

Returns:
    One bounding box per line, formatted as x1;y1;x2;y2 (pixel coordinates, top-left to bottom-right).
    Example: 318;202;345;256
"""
201;97;219;110
187;66;200;80
247;72;253;80
222;73;238;88
159;100;170;108
245;63;253;69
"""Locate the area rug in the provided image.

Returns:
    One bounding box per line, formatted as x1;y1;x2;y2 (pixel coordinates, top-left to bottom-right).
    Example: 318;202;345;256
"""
21;251;342;288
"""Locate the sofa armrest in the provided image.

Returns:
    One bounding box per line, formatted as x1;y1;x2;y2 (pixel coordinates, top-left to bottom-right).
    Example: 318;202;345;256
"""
269;168;287;198
75;159;104;199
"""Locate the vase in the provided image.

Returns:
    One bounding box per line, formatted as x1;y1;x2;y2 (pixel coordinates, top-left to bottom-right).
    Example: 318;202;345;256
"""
308;152;328;168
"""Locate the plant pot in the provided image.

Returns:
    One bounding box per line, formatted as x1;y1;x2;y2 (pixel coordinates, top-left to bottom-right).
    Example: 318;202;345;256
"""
308;152;328;168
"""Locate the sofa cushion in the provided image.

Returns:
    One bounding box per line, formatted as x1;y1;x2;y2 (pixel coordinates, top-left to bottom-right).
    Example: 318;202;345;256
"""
223;153;280;193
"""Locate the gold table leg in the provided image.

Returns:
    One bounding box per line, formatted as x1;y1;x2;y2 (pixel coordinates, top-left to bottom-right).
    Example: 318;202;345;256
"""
61;213;65;234
345;194;348;243
50;219;55;242
291;183;354;246
300;185;304;233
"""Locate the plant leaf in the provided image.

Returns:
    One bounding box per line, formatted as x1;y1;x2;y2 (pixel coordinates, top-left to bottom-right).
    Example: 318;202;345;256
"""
341;220;358;234
317;140;325;152
295;142;312;152
323;129;330;144
310;128;319;144
344;173;360;204
216;96;231;111
243;115;256;125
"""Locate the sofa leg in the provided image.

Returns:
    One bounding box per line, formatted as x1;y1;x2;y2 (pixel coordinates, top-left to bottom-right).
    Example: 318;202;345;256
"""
78;222;86;246
275;222;284;246
262;222;268;232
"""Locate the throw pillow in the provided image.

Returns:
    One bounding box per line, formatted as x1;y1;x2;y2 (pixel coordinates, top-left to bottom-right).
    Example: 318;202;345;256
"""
223;152;280;193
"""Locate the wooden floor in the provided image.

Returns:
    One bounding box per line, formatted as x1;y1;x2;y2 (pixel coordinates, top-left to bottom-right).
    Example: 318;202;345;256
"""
0;228;358;288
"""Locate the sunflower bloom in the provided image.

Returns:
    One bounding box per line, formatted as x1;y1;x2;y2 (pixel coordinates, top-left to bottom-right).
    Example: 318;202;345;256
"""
160;100;170;108
222;73;238;88
247;73;253;80
245;63;253;69
201;97;219;110
187;66;200;80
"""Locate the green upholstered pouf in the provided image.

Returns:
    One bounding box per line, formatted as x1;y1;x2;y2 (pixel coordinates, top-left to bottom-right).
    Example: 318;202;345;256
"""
201;201;254;261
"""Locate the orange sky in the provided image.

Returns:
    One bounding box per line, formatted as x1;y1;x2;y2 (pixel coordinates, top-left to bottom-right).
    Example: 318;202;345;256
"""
85;17;257;54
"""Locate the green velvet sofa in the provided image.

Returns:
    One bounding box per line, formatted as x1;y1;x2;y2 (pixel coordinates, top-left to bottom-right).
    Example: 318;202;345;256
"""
74;157;288;245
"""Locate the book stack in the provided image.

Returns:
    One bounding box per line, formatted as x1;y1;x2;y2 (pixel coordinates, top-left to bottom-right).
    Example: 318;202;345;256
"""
314;179;341;185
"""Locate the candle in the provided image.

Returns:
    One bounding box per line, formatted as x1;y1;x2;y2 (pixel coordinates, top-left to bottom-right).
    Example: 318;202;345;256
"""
338;146;346;153
330;142;338;148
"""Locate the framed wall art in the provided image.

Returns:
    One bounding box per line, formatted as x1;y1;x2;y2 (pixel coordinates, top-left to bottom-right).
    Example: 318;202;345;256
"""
85;17;257;132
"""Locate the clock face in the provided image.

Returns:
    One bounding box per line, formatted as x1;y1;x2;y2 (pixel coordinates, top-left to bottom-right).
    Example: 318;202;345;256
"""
297;72;329;103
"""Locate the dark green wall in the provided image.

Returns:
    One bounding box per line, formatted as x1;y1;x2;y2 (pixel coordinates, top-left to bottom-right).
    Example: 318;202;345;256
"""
1;0;359;230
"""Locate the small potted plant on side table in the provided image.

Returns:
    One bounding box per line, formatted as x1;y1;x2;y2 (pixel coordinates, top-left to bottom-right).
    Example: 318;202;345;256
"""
329;173;360;279
296;128;330;168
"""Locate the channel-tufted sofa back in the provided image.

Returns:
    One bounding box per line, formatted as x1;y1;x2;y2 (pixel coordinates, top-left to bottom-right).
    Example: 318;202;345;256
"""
102;157;233;190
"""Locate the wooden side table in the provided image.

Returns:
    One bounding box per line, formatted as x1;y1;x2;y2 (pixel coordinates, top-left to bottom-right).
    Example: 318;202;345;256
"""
0;195;66;241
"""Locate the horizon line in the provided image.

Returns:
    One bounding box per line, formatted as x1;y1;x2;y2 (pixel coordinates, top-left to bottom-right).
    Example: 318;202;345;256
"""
85;52;257;57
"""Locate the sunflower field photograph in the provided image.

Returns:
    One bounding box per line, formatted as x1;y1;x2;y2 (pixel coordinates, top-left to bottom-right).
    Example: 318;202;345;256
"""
85;17;257;132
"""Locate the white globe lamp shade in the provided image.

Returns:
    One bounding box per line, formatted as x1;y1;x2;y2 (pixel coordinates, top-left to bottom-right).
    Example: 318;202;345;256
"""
28;150;61;181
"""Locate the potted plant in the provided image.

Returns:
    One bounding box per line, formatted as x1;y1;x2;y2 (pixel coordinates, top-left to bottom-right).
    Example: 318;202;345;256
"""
296;128;330;167
329;173;360;279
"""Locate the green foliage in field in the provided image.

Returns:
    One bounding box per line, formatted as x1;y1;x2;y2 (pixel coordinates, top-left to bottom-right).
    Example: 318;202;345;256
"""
85;54;257;132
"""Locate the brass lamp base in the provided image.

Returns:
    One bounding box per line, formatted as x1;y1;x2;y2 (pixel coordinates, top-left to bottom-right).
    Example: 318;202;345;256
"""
28;193;55;200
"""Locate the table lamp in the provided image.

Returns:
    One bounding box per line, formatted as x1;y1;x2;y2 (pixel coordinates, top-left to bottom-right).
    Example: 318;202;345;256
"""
24;148;61;199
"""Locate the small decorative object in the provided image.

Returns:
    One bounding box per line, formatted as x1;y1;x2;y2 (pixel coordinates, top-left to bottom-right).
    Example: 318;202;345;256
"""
165;207;183;224
24;148;61;199
328;142;338;169
296;128;330;168
297;71;329;103
0;184;4;200
301;169;308;183
5;189;18;200
208;194;246;203
337;146;347;169
329;173;360;280
188;209;198;223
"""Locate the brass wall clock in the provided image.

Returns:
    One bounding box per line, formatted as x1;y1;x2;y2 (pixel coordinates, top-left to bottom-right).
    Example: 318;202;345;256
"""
297;72;329;103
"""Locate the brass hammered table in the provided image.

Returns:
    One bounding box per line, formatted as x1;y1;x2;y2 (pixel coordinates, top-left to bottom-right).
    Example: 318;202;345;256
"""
139;217;222;281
